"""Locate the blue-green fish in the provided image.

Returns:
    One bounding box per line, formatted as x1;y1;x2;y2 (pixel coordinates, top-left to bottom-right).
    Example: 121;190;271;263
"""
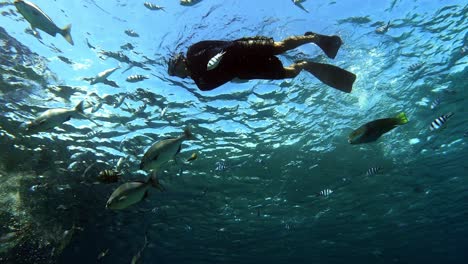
140;127;196;172
14;0;73;45
106;175;164;210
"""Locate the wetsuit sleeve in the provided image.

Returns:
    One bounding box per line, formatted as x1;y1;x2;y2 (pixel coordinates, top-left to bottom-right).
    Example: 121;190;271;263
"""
186;40;235;91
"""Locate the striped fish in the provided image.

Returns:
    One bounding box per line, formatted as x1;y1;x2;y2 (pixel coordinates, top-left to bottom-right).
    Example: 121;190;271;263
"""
430;112;454;131
430;97;441;110
318;189;333;197
144;2;164;11
366;167;382;176
126;75;148;83
207;51;226;71
215;161;227;171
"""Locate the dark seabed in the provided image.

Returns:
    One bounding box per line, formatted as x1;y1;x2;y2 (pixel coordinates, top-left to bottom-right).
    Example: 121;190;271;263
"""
0;0;467;263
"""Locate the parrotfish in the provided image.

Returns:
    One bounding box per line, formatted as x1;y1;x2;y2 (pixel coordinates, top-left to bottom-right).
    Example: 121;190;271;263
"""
348;112;409;144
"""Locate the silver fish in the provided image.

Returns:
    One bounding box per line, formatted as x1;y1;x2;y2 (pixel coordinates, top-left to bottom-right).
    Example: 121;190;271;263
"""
366;167;382;176
25;101;85;133
207;51;226;71
106;175;164;210
84;67;120;88
430;112;454;131
375;21;391;34
126;75;148;83
14;0;73;45
140;127;196;172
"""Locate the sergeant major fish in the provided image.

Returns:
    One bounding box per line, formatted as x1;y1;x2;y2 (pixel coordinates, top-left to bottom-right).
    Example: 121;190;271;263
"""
126;75;148;83
207;51;226;71
14;0;73;45
317;189;333;197
106;174;164;210
366;167;382;176
430;112;454;131
140;127;196;172
348;112;409;144
144;2;165;11
25;101;85;133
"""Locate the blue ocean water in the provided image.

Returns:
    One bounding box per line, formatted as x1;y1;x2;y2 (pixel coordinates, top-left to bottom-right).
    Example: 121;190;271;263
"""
0;0;467;263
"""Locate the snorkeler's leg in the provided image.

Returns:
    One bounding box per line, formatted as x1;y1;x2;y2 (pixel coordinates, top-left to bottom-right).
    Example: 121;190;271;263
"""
285;61;356;93
273;32;342;59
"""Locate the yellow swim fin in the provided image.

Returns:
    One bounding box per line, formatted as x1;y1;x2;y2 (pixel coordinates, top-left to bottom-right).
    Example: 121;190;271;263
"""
395;112;409;125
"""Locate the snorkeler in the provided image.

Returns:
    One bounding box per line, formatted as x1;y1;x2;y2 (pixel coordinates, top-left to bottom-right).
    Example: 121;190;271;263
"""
167;32;356;93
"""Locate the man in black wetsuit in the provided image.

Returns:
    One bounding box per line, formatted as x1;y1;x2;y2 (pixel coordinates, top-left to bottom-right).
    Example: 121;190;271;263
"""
167;31;356;93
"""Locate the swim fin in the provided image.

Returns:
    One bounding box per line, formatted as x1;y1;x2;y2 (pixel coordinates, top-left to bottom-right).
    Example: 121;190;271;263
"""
305;32;342;59
303;61;356;93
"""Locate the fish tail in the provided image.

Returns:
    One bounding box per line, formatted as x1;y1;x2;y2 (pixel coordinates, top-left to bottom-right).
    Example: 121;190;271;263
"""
75;100;85;114
446;112;455;119
61;24;74;45
149;172;165;192
183;126;196;140
395;112;409;125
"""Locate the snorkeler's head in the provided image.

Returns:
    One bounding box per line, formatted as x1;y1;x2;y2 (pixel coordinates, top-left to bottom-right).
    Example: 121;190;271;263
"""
168;52;188;78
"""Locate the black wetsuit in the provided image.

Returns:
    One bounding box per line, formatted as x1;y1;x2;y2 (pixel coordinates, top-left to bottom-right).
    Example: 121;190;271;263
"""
186;36;285;91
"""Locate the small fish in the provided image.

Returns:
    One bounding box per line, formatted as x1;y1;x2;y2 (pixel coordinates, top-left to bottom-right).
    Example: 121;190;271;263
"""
97;169;121;184
25;101;86;133
430;97;441;110
186;152;198;162
366;167;382;176
207;51;226;71
126;75;148;83
292;0;309;13
116;157;126;171
348;112;409;144
97;249;109;261
121;43;135;50
57;55;73;64
14;0;73;45
83;67;120;88
160;106;168;117
106;174;164;210
130;232;149;264
375;21;391;34
317;189;333;197
180;0;202;6
144;2;165;11
430;112;454;131
140;127;196;172
464;131;468;137
125;29;139;37
215;161;227;171
408;62;424;72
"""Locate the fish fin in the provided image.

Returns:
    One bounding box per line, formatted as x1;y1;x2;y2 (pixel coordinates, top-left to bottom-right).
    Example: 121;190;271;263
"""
75;100;85;114
176;144;182;155
305;32;342;59
118;196;127;201
151;153;159;161
183;126;196;140
143;190;149;200
302;61;356;93
149;172;165;192
395;112;409;125
103;79;119;88
61;24;74;45
445;112;455;119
